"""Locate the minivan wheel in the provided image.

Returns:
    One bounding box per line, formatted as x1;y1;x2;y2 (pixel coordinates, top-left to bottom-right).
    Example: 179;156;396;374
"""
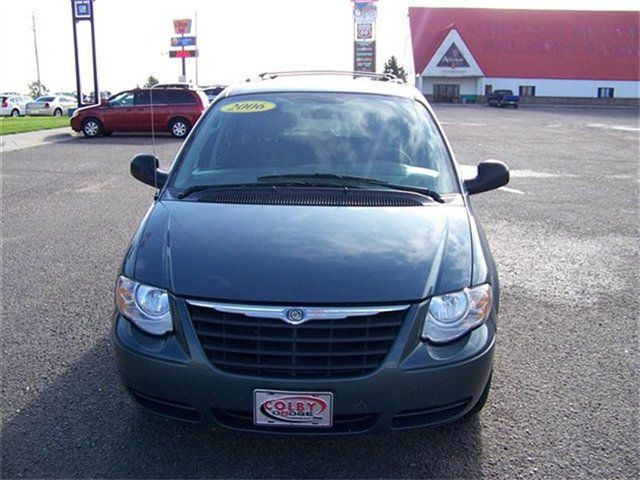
53;108;63;117
82;118;102;137
11;109;20;117
468;372;492;415
169;118;190;138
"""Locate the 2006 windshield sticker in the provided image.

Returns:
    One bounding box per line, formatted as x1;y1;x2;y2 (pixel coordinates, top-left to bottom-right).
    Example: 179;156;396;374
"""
220;100;276;113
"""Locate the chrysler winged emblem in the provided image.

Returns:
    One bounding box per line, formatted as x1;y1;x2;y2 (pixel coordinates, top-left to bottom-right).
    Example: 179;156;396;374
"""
284;308;306;325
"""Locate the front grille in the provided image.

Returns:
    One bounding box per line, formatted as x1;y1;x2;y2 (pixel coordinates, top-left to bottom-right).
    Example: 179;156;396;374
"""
189;305;406;378
210;409;379;434
391;399;471;429
128;389;201;423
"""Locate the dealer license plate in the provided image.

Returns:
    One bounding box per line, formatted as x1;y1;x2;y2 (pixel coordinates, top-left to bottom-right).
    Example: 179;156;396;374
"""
254;389;333;427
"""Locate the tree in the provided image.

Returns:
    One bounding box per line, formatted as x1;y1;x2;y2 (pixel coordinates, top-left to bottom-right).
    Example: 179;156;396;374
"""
144;76;159;88
383;56;407;82
28;81;48;98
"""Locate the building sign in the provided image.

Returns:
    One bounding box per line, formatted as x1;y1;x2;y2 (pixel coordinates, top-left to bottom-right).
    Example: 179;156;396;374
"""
354;41;376;72
169;50;198;58
356;23;373;40
171;36;196;47
173;19;192;35
437;43;469;69
72;0;92;20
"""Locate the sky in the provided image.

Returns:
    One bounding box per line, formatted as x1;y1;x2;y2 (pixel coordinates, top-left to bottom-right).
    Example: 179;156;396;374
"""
1;0;637;95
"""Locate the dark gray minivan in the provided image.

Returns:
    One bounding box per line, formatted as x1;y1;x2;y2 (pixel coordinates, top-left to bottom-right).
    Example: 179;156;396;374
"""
113;71;509;434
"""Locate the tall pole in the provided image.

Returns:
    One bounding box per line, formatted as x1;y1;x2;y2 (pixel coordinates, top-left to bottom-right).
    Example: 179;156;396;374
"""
194;12;199;86
181;34;186;81
32;12;42;97
70;2;82;107
89;0;99;104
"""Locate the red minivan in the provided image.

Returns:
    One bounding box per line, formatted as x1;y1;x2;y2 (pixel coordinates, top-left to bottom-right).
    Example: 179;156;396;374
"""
71;86;209;138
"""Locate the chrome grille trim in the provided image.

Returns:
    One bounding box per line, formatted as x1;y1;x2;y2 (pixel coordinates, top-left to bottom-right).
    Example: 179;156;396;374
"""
185;300;410;325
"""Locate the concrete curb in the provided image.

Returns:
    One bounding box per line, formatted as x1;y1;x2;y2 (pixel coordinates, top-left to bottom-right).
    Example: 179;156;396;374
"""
1;127;76;154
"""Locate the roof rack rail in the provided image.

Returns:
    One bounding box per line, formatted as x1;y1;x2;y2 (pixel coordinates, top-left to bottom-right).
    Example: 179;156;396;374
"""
151;83;192;89
257;70;401;82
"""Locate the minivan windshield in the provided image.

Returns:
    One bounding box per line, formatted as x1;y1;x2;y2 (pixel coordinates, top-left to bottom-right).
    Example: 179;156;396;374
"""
171;92;459;194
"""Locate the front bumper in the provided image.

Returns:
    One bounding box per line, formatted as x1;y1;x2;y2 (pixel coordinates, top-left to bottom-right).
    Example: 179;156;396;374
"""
112;298;496;434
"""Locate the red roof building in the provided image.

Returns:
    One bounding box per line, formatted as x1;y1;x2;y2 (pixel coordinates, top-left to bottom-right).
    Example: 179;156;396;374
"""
409;8;640;101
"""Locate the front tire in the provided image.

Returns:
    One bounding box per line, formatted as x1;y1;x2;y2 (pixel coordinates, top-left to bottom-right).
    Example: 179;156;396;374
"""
169;118;190;138
82;118;102;137
53;108;63;117
10;109;20;117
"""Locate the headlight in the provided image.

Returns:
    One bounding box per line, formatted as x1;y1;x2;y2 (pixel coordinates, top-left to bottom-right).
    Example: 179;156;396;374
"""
422;284;493;344
115;276;173;335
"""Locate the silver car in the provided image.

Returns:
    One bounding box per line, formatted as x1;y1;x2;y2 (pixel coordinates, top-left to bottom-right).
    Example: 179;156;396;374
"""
26;95;76;116
1;95;32;117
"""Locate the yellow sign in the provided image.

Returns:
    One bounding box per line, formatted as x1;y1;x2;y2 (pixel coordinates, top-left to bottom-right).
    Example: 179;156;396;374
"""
220;101;276;113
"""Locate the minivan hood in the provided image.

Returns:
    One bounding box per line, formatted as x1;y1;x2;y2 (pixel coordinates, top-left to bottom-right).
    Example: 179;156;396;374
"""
133;201;473;304
74;104;100;115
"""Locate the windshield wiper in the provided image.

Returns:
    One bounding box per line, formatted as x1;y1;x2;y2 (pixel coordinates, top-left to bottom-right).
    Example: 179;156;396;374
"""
257;173;445;203
176;181;307;199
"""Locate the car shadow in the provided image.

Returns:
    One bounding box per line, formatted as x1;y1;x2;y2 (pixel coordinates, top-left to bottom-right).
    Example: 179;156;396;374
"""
40;132;76;142
1;337;484;479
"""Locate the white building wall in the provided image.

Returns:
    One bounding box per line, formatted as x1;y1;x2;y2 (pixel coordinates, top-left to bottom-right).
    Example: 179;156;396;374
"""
483;78;639;98
422;77;480;96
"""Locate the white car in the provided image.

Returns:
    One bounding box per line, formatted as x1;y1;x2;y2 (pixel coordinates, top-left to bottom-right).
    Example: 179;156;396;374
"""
26;95;76;116
1;95;32;117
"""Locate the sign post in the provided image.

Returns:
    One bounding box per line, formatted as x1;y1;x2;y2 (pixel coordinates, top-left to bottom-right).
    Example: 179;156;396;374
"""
70;0;98;107
171;19;195;82
352;0;378;74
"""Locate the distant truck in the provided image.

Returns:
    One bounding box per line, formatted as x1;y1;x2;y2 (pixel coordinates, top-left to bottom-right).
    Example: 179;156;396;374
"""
487;90;519;109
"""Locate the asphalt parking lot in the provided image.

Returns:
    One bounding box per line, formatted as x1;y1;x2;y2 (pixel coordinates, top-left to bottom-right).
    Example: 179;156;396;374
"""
1;105;638;479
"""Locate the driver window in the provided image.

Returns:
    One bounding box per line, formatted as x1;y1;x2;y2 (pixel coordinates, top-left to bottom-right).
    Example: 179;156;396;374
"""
109;92;134;107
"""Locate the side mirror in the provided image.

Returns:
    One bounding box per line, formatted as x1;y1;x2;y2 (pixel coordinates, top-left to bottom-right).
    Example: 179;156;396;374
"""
100;98;108;106
130;154;168;189
463;159;509;195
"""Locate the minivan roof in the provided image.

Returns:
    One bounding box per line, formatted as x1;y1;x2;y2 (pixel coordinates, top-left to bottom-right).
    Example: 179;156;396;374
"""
226;75;418;99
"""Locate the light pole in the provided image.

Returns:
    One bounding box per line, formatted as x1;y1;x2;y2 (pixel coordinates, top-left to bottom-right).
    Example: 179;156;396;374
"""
194;11;199;86
32;12;42;97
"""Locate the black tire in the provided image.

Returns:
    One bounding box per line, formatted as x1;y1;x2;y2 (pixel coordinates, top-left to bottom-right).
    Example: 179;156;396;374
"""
468;373;492;415
10;109;20;117
513;104;519;109
82;118;103;137
169;118;191;138
53;108;63;117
